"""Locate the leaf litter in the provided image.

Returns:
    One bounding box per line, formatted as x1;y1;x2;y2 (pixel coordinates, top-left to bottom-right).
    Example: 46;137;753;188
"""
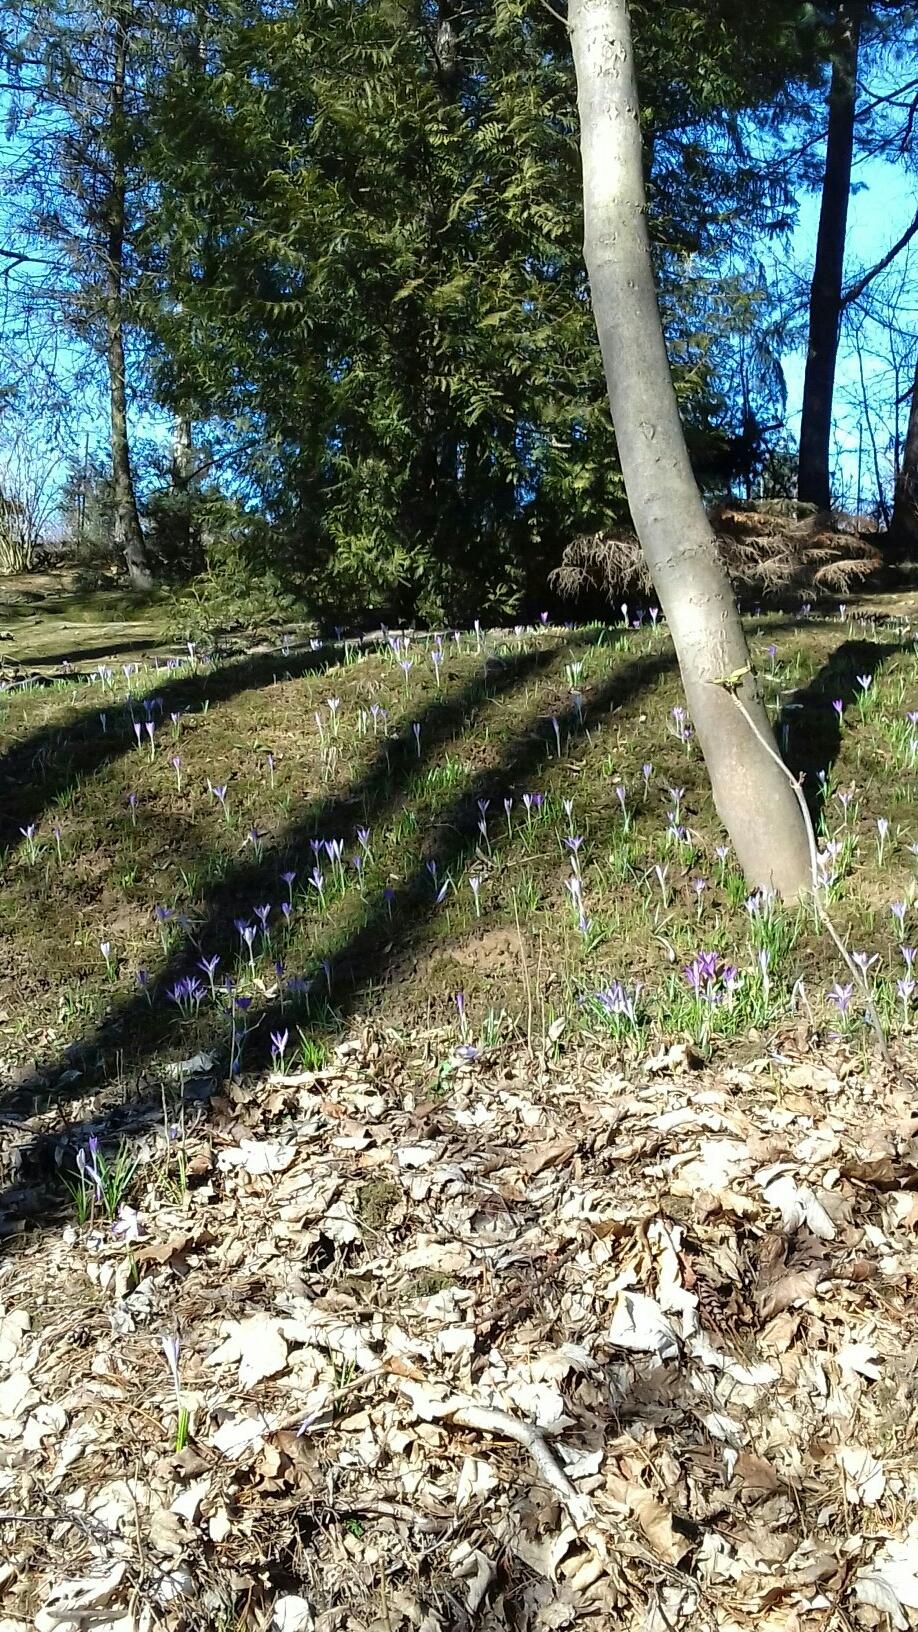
3;1029;918;1629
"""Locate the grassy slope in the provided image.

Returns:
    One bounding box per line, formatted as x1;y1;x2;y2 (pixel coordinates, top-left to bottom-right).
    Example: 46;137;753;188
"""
0;600;916;1093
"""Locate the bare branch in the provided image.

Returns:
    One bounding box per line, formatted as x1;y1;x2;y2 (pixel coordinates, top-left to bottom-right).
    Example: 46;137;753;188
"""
841;208;918;311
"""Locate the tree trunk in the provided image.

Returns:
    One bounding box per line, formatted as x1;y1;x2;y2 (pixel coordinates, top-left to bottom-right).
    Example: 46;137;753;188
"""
171;415;195;490
797;2;864;510
106;6;153;592
890;353;918;559
568;0;811;897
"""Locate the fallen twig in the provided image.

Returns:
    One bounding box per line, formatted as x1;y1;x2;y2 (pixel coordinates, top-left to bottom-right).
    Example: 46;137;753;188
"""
437;1396;595;1531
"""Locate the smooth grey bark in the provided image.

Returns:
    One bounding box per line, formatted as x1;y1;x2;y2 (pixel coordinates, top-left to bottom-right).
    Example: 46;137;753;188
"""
106;5;153;592
890;354;918;559
568;0;811;897
797;2;864;510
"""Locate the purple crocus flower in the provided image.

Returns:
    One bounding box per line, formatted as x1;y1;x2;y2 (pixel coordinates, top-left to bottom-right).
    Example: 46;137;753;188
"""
169;976;205;1012
684;957;704;996
595;982;640;1025
828;982;854;1015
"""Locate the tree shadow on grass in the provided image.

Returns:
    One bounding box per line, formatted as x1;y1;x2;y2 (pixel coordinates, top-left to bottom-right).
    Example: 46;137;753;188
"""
0;642;348;850
779;637;905;826
0;642;679;1237
5;638;165;670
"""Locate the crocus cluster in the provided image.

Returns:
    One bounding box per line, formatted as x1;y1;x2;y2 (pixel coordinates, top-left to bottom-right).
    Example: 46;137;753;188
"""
683;951;739;1005
594;981;641;1027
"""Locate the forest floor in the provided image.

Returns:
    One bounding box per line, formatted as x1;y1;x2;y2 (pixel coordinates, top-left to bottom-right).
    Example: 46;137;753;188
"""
3;593;918;1629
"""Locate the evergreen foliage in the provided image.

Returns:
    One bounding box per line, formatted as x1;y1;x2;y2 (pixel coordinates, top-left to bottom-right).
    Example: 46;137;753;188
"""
134;0;825;618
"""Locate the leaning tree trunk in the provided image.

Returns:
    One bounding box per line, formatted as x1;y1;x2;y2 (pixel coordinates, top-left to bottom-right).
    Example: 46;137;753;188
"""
890;353;918;559
797;1;864;511
568;0;811;897
106;6;153;592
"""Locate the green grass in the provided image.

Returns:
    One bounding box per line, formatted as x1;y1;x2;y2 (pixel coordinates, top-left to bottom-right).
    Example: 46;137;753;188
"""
0;604;917;1090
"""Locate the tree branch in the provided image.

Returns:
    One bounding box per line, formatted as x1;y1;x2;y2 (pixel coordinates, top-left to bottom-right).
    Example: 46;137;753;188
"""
840;207;918;311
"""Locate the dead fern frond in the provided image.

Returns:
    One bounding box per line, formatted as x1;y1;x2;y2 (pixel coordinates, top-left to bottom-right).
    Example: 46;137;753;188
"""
552;508;885;606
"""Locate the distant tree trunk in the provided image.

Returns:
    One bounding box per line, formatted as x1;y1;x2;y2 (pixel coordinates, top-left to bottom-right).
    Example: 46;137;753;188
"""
171;415;194;489
169;413;195;565
890;354;918;559
797;1;864;510
568;0;811;897
106;6;153;591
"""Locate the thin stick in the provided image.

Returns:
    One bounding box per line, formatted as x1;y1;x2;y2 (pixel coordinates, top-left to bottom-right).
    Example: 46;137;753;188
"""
442;1399;594;1531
